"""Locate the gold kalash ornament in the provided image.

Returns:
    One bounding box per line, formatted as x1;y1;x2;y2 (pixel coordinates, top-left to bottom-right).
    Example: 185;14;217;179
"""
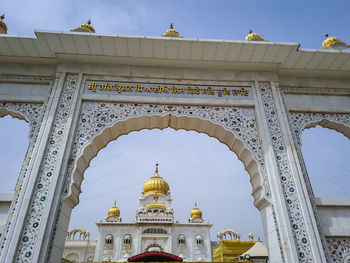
162;23;183;38
322;34;348;50
190;202;203;219
107;200;120;217
71;19;95;33
245;29;267;42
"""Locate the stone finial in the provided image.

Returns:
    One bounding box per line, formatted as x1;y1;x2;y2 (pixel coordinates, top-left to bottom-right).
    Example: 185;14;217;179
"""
248;232;254;241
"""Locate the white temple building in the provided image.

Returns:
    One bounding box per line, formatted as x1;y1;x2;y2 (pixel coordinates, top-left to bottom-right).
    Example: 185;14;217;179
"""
63;163;212;262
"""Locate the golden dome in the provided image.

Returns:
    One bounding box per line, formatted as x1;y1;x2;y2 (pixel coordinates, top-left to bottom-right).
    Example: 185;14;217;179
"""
142;163;170;195
322;34;348;50
146;203;166;210
71;20;95;33
0;14;8;34
190;202;202;219
107;201;120;217
162;23;183;38
245;29;266;41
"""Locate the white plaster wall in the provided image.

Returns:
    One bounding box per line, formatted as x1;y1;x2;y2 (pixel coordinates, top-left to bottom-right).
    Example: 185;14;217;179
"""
0;64;57;77
315;197;350;237
95;223;139;262
0;83;49;99
62;240;96;262
283;93;350;113
172;224;212;261
93;222;212;261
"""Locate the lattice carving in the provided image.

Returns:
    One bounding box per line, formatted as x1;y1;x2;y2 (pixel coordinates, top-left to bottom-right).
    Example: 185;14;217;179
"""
15;75;78;261
0;102;44;138
289;112;350;145
259;82;312;262
327;238;350;263
0;102;45;255
63;102;271;201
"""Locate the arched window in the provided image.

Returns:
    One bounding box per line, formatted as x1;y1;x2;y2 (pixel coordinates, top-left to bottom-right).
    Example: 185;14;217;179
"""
105;234;113;245
196;255;204;262
66;253;79;262
196;235;203;245
124;234;132;245
178;234;185;245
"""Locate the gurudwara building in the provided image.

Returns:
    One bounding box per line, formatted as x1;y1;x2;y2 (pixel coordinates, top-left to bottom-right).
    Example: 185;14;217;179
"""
61;164;268;263
63;164;213;262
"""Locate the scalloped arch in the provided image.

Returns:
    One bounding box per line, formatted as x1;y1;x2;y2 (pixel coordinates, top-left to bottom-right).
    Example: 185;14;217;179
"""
0;103;44;139
289;112;350;145
65;112;268;210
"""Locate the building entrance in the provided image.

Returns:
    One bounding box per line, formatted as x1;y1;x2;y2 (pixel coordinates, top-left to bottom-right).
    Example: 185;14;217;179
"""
0;25;350;262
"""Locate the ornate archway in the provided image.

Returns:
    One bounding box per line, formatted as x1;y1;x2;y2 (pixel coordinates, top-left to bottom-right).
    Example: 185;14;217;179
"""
64;102;270;208
0;60;348;262
289;112;350;261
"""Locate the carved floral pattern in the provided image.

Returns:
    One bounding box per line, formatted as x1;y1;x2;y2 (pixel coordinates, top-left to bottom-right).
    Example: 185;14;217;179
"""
288;111;350;262
327;238;350;262
288;112;350;145
0;102;45;255
259;82;312;262
15;75;78;262
63;102;271;200
271;204;285;262
0;102;44;138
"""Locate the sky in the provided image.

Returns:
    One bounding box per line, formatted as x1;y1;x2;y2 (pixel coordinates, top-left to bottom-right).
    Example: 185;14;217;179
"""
1;0;350;244
2;0;350;49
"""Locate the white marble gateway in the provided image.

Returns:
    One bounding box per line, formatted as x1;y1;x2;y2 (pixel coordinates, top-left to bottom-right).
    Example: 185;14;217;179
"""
0;21;350;263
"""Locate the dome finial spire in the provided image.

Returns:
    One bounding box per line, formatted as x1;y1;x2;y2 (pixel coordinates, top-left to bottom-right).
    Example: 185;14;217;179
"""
107;200;120;218
190;201;203;221
322;34;349;50
71;19;95;33
245;29;267;41
162;23;183;38
143;164;170;195
1;14;4;20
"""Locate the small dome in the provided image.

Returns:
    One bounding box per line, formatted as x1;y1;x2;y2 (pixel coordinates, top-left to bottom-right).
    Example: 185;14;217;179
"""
322;34;348;50
190;202;202;219
142;163;170;195
0;14;8;34
108;201;120;217
146;203;166;211
245;29;266;41
162;23;183;38
71;20;95;33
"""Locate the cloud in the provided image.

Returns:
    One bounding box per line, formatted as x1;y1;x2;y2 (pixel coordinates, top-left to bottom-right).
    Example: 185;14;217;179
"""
2;0;148;35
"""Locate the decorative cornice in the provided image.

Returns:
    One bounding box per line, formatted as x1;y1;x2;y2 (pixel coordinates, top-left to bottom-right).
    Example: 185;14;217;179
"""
0;75;54;83
281;87;350;96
